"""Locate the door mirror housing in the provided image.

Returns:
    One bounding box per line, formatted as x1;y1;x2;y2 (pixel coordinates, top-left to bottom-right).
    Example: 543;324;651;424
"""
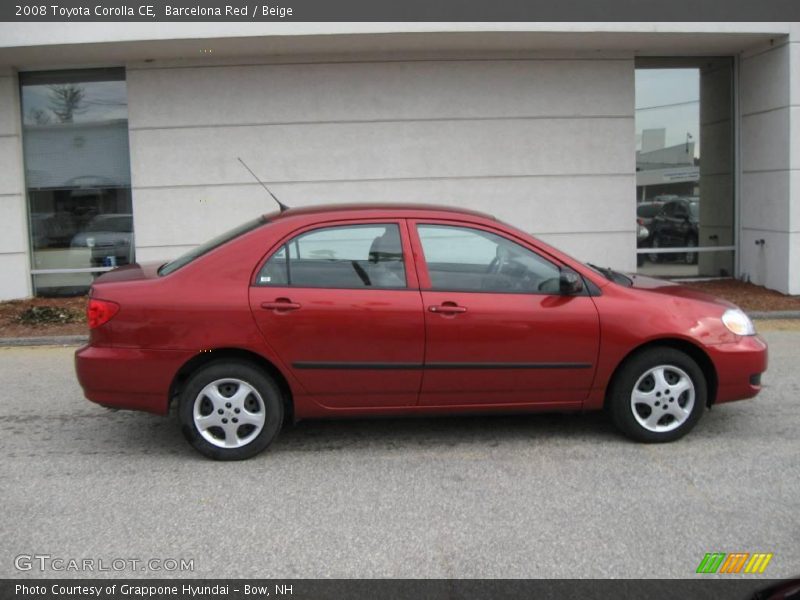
559;270;584;295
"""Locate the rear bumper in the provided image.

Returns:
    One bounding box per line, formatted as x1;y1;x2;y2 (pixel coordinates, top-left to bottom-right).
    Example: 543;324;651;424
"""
75;344;195;415
708;334;768;404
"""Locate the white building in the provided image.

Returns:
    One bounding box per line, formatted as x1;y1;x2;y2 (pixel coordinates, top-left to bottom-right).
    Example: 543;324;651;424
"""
0;22;798;297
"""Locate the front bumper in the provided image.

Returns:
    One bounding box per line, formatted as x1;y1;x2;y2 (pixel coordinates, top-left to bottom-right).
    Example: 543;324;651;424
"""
707;334;768;404
75;344;195;415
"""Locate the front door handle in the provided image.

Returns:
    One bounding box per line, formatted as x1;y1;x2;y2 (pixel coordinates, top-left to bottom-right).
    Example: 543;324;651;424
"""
429;304;467;314
261;299;301;311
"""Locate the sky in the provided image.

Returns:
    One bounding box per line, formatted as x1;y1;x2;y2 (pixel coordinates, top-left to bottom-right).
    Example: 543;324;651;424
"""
635;68;700;158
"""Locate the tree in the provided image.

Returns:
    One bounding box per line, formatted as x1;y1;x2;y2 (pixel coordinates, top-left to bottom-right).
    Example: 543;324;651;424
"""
26;108;51;126
47;84;87;123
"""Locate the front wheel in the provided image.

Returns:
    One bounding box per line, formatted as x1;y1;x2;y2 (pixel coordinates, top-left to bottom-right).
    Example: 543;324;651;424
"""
608;348;706;443
178;361;284;460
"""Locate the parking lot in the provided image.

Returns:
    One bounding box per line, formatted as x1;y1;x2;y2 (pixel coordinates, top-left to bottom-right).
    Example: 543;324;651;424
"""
1;324;798;579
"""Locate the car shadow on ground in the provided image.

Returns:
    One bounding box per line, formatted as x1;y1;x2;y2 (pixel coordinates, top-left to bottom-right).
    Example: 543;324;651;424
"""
80;408;627;459
274;412;622;454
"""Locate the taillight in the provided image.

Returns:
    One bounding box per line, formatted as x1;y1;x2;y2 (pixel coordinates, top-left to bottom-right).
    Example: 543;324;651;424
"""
87;298;119;329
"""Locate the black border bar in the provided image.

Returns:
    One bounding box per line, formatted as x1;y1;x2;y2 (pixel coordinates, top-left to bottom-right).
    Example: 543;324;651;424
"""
3;578;799;600
2;0;800;22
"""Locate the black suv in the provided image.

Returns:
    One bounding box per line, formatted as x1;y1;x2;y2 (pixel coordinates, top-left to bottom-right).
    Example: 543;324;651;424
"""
649;198;699;264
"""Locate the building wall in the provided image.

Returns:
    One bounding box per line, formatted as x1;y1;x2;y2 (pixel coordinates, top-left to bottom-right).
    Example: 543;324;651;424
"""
0;69;32;300
739;34;799;294
125;55;636;269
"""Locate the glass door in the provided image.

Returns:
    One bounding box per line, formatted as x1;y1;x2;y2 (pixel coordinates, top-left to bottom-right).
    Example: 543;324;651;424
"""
635;58;734;278
20;68;133;296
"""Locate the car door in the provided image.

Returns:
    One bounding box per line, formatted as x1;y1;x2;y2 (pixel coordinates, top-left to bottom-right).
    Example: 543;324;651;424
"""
249;220;424;408
410;220;600;407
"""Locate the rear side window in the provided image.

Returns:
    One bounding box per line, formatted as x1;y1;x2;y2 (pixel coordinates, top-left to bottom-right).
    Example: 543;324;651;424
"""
159;217;265;276
257;224;406;289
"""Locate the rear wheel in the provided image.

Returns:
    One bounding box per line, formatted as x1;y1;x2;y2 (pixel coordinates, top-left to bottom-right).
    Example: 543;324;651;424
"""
178;361;284;460
608;347;706;443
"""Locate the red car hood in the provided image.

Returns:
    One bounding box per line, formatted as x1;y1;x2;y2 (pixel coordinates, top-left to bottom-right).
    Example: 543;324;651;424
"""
626;274;737;309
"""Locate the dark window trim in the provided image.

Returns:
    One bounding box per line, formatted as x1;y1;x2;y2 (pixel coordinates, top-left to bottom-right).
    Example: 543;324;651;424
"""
19;67;126;86
254;284;421;292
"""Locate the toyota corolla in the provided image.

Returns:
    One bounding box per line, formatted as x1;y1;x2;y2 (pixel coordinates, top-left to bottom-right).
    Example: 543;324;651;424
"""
75;204;767;460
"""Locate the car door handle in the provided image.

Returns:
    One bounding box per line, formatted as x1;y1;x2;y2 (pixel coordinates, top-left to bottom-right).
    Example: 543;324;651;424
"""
261;299;301;311
429;304;467;314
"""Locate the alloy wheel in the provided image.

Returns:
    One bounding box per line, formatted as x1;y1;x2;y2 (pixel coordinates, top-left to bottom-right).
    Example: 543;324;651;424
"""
630;365;695;433
192;378;266;448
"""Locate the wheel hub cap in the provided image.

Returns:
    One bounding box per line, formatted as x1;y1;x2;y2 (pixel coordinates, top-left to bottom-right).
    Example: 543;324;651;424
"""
630;365;695;433
192;378;266;449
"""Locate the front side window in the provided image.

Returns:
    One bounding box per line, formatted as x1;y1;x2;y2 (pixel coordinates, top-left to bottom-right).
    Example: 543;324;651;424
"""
417;224;561;293
257;224;406;289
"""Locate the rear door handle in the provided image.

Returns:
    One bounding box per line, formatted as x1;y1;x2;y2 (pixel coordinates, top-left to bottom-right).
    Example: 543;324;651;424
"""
261;299;301;311
429;304;467;314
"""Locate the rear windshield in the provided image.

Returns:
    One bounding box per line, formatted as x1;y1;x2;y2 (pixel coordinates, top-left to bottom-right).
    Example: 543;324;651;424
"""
159;217;266;276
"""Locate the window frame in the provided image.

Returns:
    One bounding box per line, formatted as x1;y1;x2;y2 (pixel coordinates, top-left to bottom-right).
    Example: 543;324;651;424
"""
408;219;570;296
252;218;419;291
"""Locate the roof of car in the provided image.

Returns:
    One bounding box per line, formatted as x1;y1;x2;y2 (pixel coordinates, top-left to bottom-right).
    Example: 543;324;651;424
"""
265;203;496;221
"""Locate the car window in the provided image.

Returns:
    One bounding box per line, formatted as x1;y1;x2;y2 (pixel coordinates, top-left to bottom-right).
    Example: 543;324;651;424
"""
160;217;266;276
417;224;561;293
257;224;407;289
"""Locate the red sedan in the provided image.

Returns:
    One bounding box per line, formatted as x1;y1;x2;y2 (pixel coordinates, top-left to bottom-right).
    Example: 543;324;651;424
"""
75;204;767;460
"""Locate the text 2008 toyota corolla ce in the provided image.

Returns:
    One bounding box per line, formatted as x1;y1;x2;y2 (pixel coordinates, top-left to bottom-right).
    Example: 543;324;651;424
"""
75;204;767;460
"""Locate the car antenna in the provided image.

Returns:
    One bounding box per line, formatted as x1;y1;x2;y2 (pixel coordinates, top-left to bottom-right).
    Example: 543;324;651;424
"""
237;157;290;212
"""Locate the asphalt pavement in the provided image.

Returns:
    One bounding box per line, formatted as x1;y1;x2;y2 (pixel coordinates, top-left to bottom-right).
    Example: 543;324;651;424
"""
1;326;798;579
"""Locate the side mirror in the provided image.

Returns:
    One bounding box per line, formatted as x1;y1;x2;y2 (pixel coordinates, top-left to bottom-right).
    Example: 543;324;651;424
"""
559;270;584;295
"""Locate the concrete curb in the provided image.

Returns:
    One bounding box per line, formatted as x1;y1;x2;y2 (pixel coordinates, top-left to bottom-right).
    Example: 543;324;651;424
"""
748;311;800;320
0;335;88;347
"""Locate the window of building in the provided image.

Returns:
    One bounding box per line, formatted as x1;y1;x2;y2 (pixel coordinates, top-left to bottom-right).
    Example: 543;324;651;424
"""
416;224;561;293
258;224;406;289
20;68;133;296
635;58;735;277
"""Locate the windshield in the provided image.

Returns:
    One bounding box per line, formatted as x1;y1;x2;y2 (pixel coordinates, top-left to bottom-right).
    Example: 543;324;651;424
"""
159;217;266;276
637;204;661;218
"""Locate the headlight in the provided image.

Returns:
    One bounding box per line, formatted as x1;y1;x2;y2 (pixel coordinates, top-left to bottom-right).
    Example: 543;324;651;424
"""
722;308;756;336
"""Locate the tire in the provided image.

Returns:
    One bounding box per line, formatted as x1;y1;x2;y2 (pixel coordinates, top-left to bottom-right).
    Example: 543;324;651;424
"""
178;361;284;460
608;347;706;443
